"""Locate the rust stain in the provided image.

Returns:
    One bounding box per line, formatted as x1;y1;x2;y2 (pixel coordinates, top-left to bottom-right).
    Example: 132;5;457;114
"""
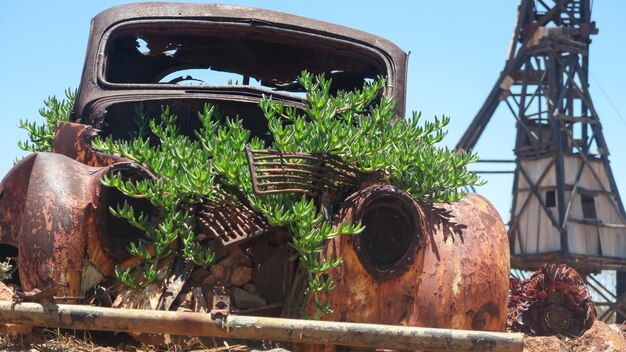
303;189;510;337
53;122;125;167
0;153;156;298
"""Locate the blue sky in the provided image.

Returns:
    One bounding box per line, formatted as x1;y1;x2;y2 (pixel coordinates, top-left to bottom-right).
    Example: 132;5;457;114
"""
0;1;625;224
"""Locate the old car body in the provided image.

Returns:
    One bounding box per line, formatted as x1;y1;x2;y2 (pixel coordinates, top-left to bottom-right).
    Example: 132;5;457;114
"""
0;2;510;340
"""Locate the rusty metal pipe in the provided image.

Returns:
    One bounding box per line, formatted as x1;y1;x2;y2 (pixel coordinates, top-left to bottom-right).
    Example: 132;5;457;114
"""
0;302;523;351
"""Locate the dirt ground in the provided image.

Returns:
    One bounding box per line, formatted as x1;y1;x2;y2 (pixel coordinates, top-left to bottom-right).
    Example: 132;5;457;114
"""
523;320;626;352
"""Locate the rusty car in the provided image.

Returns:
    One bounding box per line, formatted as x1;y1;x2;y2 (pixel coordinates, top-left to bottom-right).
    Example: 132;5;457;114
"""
0;2;511;347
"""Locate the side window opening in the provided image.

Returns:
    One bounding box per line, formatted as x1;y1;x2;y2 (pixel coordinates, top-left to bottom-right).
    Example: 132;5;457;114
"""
581;193;597;219
546;190;556;208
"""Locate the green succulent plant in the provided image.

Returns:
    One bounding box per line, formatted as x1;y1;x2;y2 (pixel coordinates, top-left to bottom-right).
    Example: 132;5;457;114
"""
261;71;482;202
19;72;482;316
17;89;75;153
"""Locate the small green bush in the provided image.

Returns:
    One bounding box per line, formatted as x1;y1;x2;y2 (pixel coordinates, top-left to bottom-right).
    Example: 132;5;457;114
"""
20;73;482;316
94;72;482;315
18;89;75;153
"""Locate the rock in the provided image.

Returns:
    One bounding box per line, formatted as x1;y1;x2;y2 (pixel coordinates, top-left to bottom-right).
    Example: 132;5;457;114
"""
210;263;230;283
243;283;257;294
240;247;254;267
202;274;217;287
0;281;32;335
232;287;266;309
221;246;249;267
0;280;14;299
0;321;33;336
189;267;211;284
523;335;567;352
523;320;626;352
230;266;252;287
205;245;254;288
209;242;230;262
570;320;626;351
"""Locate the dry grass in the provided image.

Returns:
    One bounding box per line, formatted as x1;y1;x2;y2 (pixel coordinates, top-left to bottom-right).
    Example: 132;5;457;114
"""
0;328;258;352
0;328;133;351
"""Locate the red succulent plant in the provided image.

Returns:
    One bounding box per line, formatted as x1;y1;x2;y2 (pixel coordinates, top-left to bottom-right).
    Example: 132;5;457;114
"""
508;264;596;336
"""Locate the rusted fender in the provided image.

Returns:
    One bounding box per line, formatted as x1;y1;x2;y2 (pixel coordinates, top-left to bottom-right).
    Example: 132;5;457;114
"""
0;152;153;298
0;154;37;249
305;186;510;333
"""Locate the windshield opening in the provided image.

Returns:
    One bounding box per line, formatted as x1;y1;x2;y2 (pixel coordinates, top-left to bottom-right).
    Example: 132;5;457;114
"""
104;23;386;96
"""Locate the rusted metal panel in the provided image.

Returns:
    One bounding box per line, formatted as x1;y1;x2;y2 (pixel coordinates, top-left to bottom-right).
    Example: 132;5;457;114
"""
88;162;157;276
250;230;294;304
53;121;125;167
0;302;524;351
0;153;37;248
0;153;156;298
246;147;361;197
14;153;103;298
304;189;510;333
196;189;270;246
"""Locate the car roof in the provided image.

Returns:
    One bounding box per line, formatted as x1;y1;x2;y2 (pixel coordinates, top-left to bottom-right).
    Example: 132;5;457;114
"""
76;2;408;119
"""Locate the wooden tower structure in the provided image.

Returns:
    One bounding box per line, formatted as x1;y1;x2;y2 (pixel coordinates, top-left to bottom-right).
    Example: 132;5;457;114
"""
456;0;626;321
